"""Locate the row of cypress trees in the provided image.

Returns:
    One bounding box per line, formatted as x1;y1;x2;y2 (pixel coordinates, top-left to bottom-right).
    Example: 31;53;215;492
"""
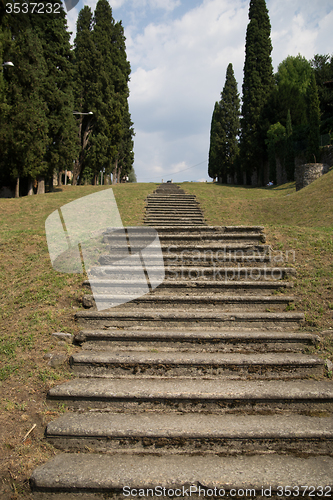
0;0;134;196
208;0;332;186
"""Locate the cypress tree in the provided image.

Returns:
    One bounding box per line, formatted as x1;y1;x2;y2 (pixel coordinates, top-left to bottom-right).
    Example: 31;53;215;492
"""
30;1;79;191
4;28;49;197
73;5;99;184
208;102;222;181
219;63;240;183
307;72;320;163
240;0;274;185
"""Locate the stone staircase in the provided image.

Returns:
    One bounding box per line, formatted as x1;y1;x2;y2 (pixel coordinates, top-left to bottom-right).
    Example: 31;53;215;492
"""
31;183;333;498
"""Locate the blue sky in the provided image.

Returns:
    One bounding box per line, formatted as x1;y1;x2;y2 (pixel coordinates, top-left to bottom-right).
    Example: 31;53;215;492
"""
65;0;333;182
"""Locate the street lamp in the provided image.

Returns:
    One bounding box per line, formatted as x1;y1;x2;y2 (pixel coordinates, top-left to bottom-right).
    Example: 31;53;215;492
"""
1;62;14;68
73;111;93;115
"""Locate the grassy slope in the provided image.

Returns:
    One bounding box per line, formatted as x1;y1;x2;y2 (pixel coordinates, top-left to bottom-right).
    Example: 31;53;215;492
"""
183;172;333;331
0;176;332;497
0;183;158;498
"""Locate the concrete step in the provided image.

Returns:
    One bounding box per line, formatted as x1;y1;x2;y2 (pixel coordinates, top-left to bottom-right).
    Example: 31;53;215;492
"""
83;279;294;293
75;309;304;329
88;265;295;281
47;378;333;412
46;412;333;455
30;453;333;497
103;231;266;244
69;351;324;379
81;293;296;311
75;329;318;353
98;253;272;265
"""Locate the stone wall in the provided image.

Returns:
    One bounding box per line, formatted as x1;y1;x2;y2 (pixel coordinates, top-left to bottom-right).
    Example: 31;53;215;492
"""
295;163;329;191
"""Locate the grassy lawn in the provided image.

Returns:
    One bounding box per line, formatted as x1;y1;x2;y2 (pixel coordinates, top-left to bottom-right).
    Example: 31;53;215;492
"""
0;175;332;497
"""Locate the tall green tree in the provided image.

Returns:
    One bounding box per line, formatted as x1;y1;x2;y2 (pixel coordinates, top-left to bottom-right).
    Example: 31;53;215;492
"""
239;0;274;185
4;28;49;197
208;101;223;180
73;5;98;184
273;54;313;129
74;0;133;185
307;71;321;163
31;1;79;191
218;63;240;183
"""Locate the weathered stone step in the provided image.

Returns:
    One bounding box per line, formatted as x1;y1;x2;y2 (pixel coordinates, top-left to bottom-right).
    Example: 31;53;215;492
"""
83;279;294;293
75;329;317;353
47;378;333;412
145;206;203;211
46;412;333;455
145;221;206;226
75;310;304;329
88;265;295;280
154;225;265;233
82;293;296;311
98;253;272;266
30;453;333;497
144;216;205;222
69;351;324;379
103;232;266;243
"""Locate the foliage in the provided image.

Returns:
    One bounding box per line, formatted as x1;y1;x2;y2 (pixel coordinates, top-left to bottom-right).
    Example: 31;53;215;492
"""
307;72;321;163
239;0;274;184
273;54;313;129
311;54;333;135
0;1;133;194
208;63;240;183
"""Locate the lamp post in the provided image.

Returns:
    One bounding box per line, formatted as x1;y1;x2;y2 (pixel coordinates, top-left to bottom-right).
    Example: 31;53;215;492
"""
1;62;14;69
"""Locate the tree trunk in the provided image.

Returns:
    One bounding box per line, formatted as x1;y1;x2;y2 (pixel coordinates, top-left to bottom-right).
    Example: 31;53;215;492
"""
37;177;45;194
93;173;97;186
117;166;121;184
58;171;62;186
27;179;34;196
15;176;20;198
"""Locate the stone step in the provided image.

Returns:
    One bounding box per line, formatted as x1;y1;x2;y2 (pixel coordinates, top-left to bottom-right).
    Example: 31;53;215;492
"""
30;453;333;497
69;351;324;379
154;225;265;234
47;378;333;412
88;265;295;280
145;206;203;211
75;310;304;329
81;293;296;311
144;216;205;222
83;279;294;294
103;232;266;243
45;412;333;455
98;253;272;265
75;329;318;353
